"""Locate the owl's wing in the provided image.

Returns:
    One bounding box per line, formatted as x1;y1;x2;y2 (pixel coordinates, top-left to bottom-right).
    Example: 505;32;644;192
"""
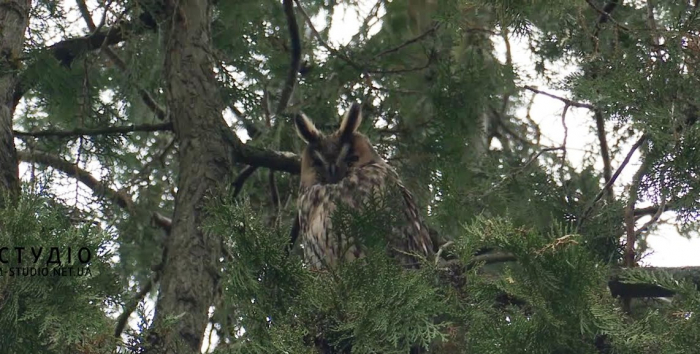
389;170;435;258
287;212;301;256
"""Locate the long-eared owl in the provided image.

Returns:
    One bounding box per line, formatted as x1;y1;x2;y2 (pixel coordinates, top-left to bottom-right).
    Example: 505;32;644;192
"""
293;102;434;270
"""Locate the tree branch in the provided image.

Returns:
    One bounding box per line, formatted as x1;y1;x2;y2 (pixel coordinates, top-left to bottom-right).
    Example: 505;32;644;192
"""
625;158;649;267
17;150;135;213
585;0;630;31
594;110;614;202
374;24;438;58
275;0;302;115
114;271;161;338
580;134;648;224
76;0;167;120
13;11;158;107
231;165;259;198
458;250;700;299
221;127;301;174
293;0;363;70
608;267;700;298
524;86;595;109
14;122;172;138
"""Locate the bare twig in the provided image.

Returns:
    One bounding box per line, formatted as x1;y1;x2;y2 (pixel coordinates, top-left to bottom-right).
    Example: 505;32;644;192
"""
524;86;595;110
366;57;433;74
580;134;648;225
293;0;363;70
584;0;630;31
17;150;136;214
76;0;166;120
14;122;172;138
276;0;303;115
374;24;438;58
625;159;649;267
481;146;565;198
231;165;259;198
635;200;666;236
561;104;570;163
594;110;614;202
114;271;161;338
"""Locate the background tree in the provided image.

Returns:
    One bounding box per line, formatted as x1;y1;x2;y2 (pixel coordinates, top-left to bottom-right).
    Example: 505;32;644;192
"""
1;0;700;353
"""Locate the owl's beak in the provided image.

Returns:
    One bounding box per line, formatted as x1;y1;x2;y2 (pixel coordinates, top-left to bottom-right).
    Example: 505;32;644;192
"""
327;164;341;183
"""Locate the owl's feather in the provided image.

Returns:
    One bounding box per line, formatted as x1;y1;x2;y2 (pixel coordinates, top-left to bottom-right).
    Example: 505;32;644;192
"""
294;104;433;270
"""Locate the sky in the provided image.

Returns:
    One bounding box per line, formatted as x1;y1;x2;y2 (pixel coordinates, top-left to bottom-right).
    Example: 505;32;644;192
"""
13;1;700;352
317;1;700;269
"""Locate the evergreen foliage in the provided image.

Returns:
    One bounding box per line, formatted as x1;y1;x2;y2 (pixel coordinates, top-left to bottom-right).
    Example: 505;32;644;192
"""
1;0;700;353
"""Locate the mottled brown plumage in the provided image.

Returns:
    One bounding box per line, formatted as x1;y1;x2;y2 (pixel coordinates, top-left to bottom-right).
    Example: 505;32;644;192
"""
293;103;433;270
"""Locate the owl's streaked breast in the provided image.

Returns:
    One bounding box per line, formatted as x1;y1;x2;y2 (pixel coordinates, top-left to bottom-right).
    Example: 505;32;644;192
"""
297;162;432;270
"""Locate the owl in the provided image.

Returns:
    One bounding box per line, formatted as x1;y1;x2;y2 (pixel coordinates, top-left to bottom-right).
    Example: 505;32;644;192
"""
292;102;434;270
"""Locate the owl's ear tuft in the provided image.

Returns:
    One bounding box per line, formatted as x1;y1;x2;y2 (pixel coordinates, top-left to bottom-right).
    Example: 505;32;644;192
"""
295;113;321;143
339;103;362;140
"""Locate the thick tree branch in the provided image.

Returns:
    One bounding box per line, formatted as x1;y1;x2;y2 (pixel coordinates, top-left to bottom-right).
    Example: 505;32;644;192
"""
608;267;700;298
14;122;172;138
461;250;700;298
221;127;301;174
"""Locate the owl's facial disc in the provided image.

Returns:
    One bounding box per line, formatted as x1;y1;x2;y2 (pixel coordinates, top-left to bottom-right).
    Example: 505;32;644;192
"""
311;142;356;184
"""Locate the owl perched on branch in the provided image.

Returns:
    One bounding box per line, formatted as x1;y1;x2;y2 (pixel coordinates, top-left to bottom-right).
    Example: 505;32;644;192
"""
291;102;434;270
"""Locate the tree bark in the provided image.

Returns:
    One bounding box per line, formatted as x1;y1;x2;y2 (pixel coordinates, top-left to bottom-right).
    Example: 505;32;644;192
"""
148;1;233;352
0;0;31;206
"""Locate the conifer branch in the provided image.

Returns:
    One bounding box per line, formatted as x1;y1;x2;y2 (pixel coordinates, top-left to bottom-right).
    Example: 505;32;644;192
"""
14;122;172;138
458;251;700;298
481;146;564;198
16;150;174;233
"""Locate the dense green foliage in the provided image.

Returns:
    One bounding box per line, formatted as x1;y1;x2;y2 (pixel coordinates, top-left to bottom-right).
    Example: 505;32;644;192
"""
2;0;700;353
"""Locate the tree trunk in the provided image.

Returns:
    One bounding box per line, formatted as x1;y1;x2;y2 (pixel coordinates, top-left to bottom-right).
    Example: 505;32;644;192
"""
148;1;233;352
0;0;30;206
